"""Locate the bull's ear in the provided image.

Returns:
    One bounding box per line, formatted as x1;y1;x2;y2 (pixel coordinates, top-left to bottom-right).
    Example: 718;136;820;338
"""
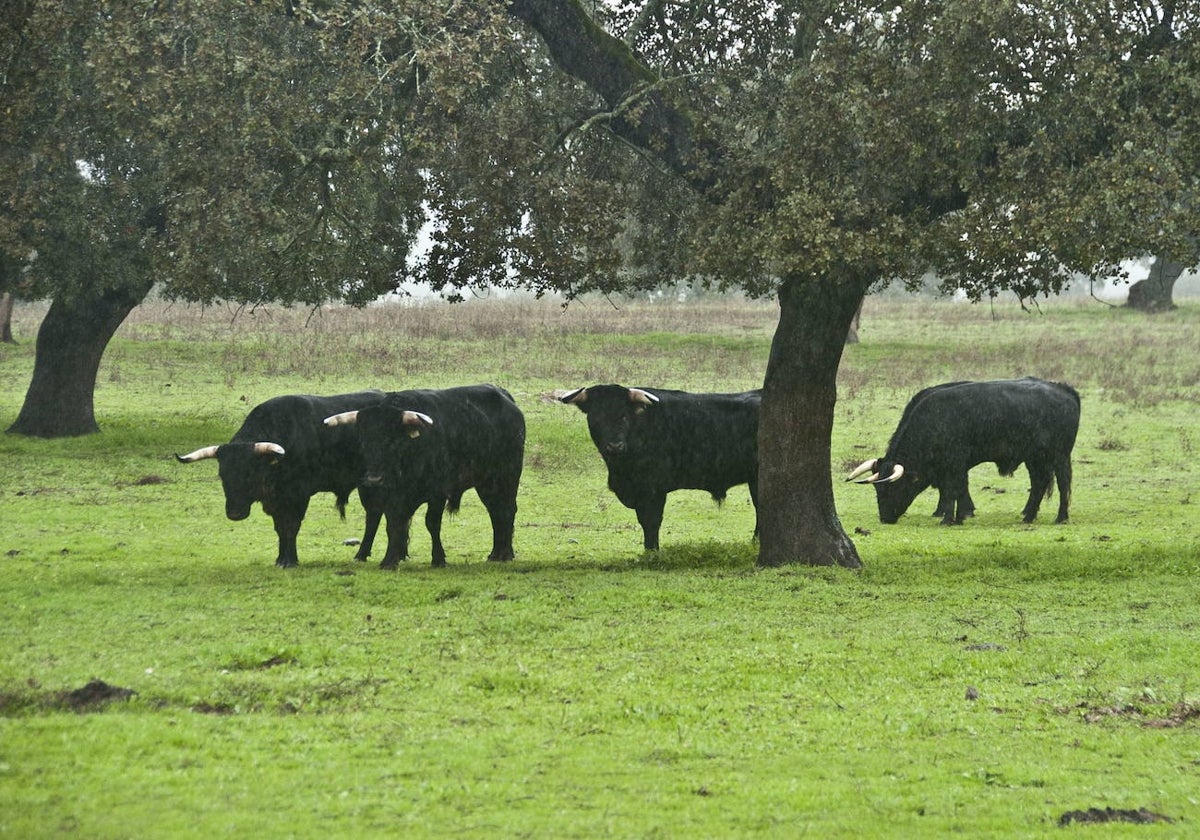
559;388;588;411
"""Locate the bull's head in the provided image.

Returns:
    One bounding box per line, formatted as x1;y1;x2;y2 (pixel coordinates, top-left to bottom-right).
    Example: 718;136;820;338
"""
176;442;286;520
327;407;434;487
847;458;921;524
560;385;659;457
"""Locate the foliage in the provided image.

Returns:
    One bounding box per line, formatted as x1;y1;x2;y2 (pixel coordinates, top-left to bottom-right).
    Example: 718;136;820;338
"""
4;2;1197;311
1;298;1198;835
0;1;507;307
472;0;1200;301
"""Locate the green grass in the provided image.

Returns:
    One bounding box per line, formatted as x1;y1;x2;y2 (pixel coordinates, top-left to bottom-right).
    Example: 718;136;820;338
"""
1;295;1199;837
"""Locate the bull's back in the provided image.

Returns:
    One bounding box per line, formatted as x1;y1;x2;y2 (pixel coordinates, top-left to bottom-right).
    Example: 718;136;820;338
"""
899;379;1078;468
629;390;760;493
235;391;385;442
236;391;386;492
381;385;525;472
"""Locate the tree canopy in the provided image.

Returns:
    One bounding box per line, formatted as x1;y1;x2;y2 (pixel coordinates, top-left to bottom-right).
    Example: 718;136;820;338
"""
5;2;1196;305
449;0;1199;301
2;1;498;307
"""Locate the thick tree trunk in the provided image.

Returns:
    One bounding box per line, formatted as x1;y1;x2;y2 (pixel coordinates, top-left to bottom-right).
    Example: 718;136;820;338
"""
1126;254;1183;311
0;292;14;344
757;273;867;568
6;282;150;437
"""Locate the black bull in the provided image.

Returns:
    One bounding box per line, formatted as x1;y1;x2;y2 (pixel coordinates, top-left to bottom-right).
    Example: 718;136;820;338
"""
323;384;525;568
849;377;1081;525
560;384;761;550
176;391;387;567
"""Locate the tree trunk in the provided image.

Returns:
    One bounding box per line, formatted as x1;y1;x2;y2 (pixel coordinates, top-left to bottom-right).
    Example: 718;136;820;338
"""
1126;254;1183;311
6;282;150;437
757;272;868;568
0;292;14;344
844;299;863;344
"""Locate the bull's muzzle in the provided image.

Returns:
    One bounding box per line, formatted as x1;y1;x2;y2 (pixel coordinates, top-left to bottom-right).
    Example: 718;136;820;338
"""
225;504;252;521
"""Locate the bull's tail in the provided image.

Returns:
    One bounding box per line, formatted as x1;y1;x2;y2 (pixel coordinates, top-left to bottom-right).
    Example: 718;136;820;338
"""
335;489;351;520
448;491;464;515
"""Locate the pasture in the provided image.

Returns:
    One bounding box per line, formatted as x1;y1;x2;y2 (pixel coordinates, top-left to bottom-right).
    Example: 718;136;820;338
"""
1;294;1198;837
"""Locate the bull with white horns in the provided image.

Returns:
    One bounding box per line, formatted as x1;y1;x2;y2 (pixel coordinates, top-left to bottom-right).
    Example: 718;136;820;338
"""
176;391;387;567
324;384;526;568
560;384;761;550
848;377;1080;526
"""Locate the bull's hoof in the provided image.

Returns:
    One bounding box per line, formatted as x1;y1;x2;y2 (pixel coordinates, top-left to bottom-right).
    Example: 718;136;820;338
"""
379;560;399;570
275;559;298;568
431;559;447;568
487;553;514;562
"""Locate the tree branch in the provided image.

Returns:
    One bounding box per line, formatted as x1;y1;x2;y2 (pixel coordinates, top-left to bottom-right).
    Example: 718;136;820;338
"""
508;0;724;194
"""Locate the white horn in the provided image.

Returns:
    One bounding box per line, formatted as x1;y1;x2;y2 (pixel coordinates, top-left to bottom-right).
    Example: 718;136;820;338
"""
176;445;219;463
253;442;286;457
881;464;904;483
401;411;434;427
324;411;359;427
559;387;587;405
629;388;660;405
846;459;878;482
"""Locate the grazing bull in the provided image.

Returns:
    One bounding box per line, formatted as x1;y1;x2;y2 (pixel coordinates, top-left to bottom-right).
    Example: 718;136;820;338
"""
560;384;760;550
324;384;525;568
849;377;1080;525
176;391;387;567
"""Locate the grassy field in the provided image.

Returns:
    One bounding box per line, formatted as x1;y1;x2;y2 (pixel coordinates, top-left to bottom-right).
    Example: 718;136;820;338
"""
1;294;1198;838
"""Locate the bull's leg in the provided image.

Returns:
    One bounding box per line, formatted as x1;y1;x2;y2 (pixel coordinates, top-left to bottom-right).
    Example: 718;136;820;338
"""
938;474;969;525
379;509;412;569
636;494;667;550
932;487;954;519
478;486;517;562
425;499;447;567
938;486;975;518
1053;457;1072;524
960;487;976;519
271;500;308;567
354;487;385;561
1021;462;1053;523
